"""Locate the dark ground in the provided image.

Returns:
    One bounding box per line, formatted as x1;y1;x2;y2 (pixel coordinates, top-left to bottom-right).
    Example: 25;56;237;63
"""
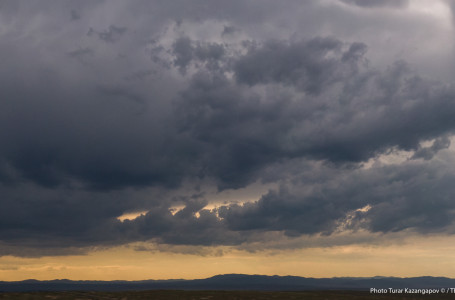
1;290;455;300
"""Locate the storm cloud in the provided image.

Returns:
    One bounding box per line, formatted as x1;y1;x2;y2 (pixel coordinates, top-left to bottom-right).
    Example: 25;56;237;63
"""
1;0;455;256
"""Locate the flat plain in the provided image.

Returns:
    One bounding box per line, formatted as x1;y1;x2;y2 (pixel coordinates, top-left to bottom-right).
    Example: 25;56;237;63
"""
1;290;455;300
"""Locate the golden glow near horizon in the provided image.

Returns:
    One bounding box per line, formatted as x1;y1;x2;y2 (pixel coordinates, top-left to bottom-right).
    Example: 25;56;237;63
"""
2;234;455;281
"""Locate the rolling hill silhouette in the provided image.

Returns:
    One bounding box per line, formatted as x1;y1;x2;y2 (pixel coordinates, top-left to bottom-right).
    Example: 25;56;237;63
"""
1;274;455;292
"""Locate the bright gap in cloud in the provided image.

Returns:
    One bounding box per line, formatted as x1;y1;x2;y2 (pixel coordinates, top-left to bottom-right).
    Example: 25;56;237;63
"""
117;211;148;222
362;135;455;169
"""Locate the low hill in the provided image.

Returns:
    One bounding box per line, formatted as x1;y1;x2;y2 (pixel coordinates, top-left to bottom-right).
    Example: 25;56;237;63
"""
1;274;454;292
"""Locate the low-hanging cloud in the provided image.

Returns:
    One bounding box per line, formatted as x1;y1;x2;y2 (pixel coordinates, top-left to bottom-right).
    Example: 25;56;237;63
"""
1;0;455;257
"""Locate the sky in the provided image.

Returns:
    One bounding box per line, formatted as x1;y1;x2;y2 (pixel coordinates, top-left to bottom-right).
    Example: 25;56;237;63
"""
2;0;455;281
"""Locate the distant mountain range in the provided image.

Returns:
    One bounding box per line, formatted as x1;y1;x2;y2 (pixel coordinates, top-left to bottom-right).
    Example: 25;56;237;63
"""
1;274;454;292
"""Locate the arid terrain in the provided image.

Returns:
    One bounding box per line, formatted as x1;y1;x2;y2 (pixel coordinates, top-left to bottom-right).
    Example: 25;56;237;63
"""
1;290;455;300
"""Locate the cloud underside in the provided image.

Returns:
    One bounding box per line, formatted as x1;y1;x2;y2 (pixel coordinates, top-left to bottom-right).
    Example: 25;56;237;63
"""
1;0;455;256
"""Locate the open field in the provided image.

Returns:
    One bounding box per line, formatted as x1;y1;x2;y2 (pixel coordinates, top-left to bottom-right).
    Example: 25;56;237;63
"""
1;290;455;300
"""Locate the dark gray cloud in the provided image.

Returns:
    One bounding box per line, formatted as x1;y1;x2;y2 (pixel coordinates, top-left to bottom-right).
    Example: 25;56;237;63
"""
234;38;365;94
87;25;128;43
221;25;239;37
219;158;455;236
175;39;455;172
67;47;93;59
172;37;226;74
172;37;194;74
411;136;451;160
70;9;80;20
0;0;454;256
4;156;455;254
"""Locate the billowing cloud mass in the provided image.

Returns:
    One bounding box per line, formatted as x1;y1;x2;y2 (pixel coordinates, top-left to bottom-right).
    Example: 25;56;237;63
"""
1;0;455;257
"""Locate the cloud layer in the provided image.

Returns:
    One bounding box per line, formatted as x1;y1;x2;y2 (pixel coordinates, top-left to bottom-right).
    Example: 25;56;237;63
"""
1;0;455;256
